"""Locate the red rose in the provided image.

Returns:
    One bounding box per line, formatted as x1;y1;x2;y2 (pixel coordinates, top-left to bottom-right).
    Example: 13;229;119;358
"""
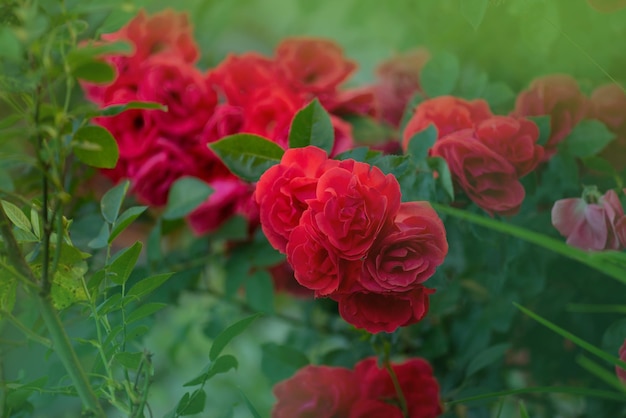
268;262;313;298
402;96;493;151
330;115;356;157
101;9;199;64
128;139;200;206
186;177;256;235
373;48;431;127
321;86;379;118
349;399;404;418
274;37;357;94
475;116;544;177
590;83;626;135
551;188;625;251
272;365;359;418
308;159;401;260
431;130;525;216
255;146;336;253
202;104;245;142
512;74;590;159
334;286;433;333
353;357;443;418
209;53;276;106
138;56;217;136
360;202;448;293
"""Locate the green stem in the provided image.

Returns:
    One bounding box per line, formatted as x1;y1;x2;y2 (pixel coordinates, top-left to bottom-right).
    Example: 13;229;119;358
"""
381;348;408;418
34;295;105;417
1;309;52;348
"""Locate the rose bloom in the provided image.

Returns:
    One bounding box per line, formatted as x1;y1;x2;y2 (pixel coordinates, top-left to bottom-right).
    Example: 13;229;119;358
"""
137;56;217;137
353;357;443;418
616;339;626;383
274;37;357;94
431;130;525;216
101;8;199;65
268;261;313;298
209;53;276;106
334;286;433;333
373;48;431;127
272;365;359;418
402;96;493;151
474;116;544;177
360;202;448;293
512;74;589;158
255;146;336;253
321;86;378;118
349;399;404;418
307;159;402;260
551;188;625;251
590;83;626;135
330;115;356;157
128;139;200;206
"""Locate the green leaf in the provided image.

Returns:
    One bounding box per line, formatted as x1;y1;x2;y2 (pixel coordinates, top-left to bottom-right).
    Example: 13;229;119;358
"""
239;389;262;418
101;101;167;116
466;343;510;377
125;302;167;324
209;134;285;182
288;98;334;154
73;125;119;169
29;208;40;239
126;273;173;300
108;241;142;285
577;355;626;393
72;60;116;83
183;355;239;386
447;386;626;405
67;41;132;68
1;200;32;233
0;276;17;315
177;389;206;416
245;270;275;314
101;181;130;224
460;0;489;30
406;125;437;163
261;343;310;384
97;293;123;316
88;223;110;249
109;206;148;243
482;82;515;111
428;157;454;200
518;401;530;418
209;313;261;361
562;119;615;158
162;177;213;220
114;351;143;370
528;116;551;147
0;27;22;62
582;156;618;179
420;51;460;98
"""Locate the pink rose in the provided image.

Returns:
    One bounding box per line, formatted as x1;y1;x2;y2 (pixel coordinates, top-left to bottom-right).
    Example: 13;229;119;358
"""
360;202;448;293
307;159;401;260
512;74;590;159
551;188;625;251
402;96;493;151
432;130;525;216
475;116;544;177
334;286;433;333
272;365;359;418
255;146;336;253
353;357;443;418
274;37;357;94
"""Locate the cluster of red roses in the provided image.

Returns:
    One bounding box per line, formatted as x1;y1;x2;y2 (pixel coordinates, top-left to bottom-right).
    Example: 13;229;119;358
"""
255;146;448;333
272;357;442;418
82;9;375;235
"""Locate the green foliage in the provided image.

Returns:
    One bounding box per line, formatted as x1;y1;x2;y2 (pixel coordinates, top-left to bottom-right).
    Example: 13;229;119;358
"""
163;177;213;220
460;0;490;30
420;51;460;98
209;134;285;181
288;98;335;153
72;125;120;169
261;343;310;384
209;314;261;361
562;120;615;158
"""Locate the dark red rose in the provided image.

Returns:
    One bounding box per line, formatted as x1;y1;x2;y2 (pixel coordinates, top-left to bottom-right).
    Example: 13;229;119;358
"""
353;357;443;418
402;96;492;151
308;159;401;260
475;116;544;177
255;146;336;253
209;53;276;106
274;37;357;94
373;48;431;127
272;365;359;418
360;202;448;293
128;139;200;206
512;74;590;159
321;86;379;118
137;56;217;136
186;177;256;235
268;262;313;298
431;130;525;216
334;286;433;333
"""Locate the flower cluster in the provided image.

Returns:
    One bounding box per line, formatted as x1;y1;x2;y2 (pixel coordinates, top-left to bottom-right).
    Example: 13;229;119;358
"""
551;187;626;251
402;96;544;215
255;146;448;333
82;9;374;235
272;357;442;418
